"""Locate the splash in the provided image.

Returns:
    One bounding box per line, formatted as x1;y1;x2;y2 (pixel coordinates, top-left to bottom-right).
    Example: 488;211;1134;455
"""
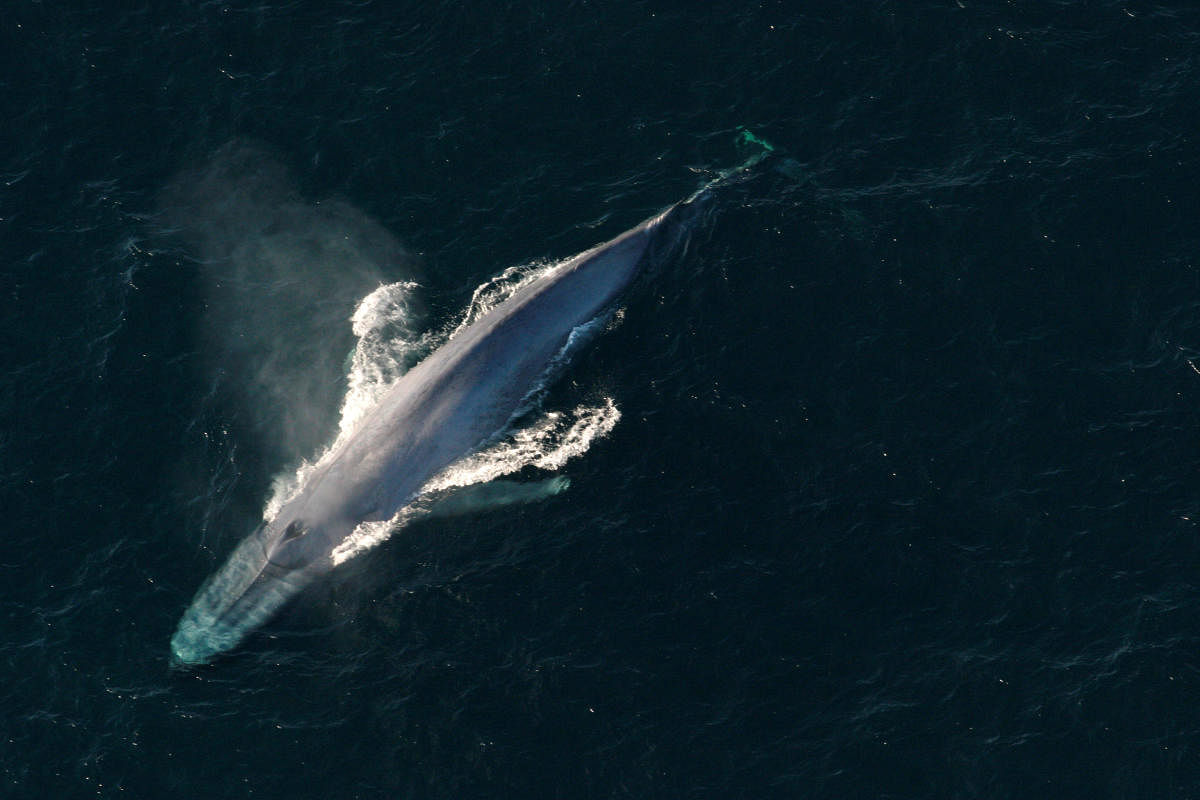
451;261;551;335
341;280;430;436
424;397;620;492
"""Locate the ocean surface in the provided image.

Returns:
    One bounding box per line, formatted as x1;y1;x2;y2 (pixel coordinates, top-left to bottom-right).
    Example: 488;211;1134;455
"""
4;1;1200;797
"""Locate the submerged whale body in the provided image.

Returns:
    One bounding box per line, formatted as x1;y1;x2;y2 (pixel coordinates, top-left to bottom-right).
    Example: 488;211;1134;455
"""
170;193;704;665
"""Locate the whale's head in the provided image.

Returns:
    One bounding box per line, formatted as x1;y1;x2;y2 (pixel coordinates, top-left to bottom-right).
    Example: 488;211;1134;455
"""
170;510;349;666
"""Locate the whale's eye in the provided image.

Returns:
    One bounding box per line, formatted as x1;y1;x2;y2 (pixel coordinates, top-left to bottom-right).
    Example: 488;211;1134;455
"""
281;521;307;543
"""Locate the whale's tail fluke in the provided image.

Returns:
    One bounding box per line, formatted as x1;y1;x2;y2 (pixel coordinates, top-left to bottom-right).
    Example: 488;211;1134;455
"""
735;126;806;182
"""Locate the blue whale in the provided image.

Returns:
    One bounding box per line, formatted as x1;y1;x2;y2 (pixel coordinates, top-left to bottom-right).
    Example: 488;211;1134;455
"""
170;194;705;665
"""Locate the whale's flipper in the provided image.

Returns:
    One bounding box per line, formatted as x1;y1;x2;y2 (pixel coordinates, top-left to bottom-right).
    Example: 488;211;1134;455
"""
422;476;571;519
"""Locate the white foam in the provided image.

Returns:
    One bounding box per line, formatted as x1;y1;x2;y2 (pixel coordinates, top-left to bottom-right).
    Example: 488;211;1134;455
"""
450;261;552;336
341;280;428;436
425;397;621;492
330;398;620;566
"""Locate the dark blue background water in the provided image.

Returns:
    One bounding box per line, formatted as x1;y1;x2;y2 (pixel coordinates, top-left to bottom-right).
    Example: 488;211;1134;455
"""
5;1;1200;797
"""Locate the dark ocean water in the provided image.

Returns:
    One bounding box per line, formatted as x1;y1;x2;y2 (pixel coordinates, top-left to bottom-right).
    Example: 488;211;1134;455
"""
5;1;1200;797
